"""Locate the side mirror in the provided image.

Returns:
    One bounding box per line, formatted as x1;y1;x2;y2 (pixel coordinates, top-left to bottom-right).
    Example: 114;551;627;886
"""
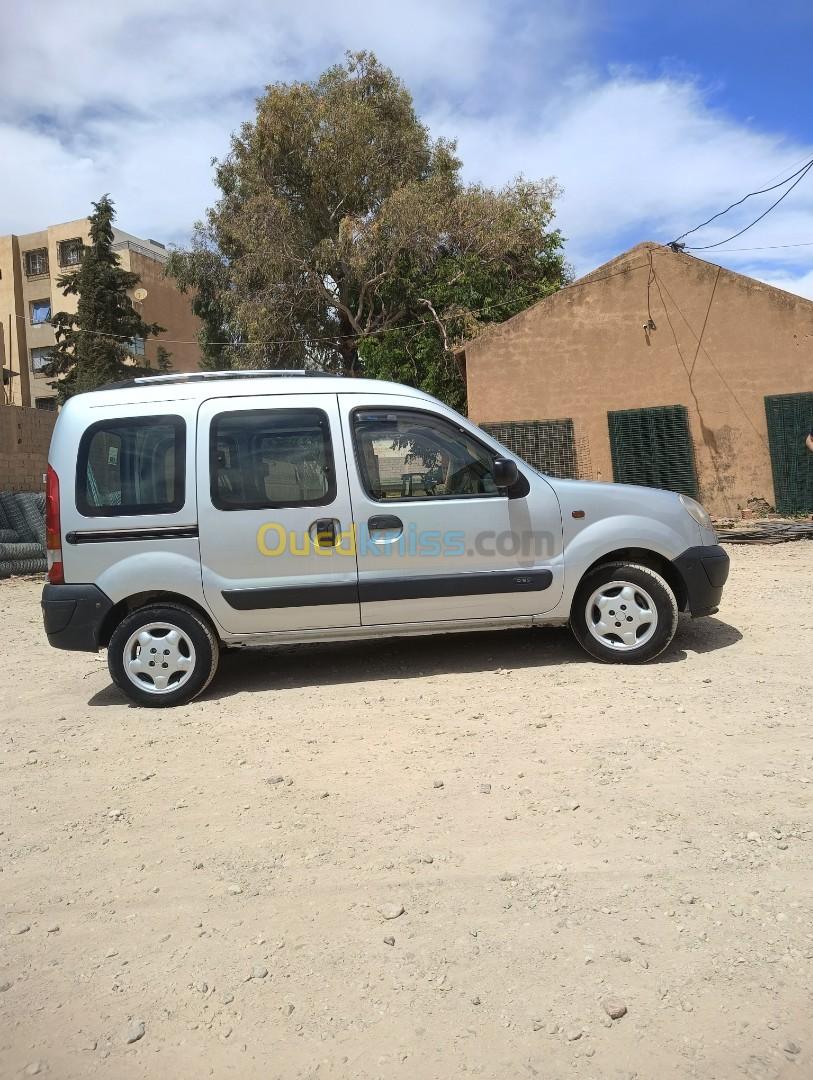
492;457;518;490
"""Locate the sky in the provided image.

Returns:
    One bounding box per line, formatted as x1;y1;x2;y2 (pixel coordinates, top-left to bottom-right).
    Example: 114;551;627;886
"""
2;0;813;296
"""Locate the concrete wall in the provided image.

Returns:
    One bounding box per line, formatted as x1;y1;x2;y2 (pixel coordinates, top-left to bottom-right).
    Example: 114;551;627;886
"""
464;243;813;516
0;404;55;491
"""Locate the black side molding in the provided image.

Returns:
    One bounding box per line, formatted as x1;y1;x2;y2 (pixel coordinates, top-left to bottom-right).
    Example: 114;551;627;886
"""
223;581;359;610
222;568;553;611
65;525;199;545
359;568;552;603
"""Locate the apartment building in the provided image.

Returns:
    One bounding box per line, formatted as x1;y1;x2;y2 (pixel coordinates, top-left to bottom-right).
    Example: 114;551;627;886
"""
0;218;202;408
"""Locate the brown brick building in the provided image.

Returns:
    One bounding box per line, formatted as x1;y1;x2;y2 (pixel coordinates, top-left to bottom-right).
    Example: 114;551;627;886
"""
460;242;813;517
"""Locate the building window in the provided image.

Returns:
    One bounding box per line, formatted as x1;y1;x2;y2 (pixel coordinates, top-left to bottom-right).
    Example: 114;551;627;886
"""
58;238;83;267
30;347;54;373
77;415;186;517
35;397;57;411
30;298;52;325
129;336;146;357
24;248;49;277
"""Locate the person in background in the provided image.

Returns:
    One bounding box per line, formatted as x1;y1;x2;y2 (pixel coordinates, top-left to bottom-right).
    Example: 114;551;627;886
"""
806;427;813;453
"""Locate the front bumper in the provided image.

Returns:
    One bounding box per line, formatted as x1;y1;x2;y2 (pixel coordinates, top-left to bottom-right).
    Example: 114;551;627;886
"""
41;584;113;652
671;544;730;617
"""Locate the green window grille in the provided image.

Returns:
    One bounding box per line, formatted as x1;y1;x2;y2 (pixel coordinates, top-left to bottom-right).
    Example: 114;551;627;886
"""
480;418;578;478
608;404;698;498
764;392;813;514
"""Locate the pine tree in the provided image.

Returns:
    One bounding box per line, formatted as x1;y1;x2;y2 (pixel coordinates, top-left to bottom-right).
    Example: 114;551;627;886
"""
48;195;164;401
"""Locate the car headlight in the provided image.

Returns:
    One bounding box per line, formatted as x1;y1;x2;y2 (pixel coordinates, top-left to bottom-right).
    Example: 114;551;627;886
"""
679;493;713;530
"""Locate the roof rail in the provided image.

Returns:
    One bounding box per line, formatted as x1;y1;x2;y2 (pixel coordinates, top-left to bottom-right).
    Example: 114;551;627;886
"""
100;369;340;391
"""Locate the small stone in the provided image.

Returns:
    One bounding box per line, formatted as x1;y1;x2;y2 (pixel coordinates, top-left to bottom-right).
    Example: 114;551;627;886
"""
566;1028;583;1042
11;924;31;935
383;935;395;946
784;1041;801;1055
221;992;234;1005
193;861;203;870
378;903;405;920
603;998;627;1020
266;776;285;785
248;965;268;980
746;831;761;842
227;884;243;895
471;995;481;1005
547;1023;560;1035
24;1063;41;1076
421;855;434;864
284;1003;295;1016
479;783;491;794
777;842;789;850
433;780;444;789
46;924;60;933
125;1019;145;1044
504;812;518;821
196;981;208;994
0;981;11;992
567;800;580;811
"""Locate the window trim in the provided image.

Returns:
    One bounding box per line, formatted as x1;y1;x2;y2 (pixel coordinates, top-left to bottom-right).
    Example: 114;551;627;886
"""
209;407;337;512
58;237;84;268
76;414;186;518
29;298;52;325
350;405;527;503
30;347;54;373
23;247;49;277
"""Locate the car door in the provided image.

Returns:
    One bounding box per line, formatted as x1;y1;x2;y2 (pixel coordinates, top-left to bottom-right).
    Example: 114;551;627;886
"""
341;394;563;626
197;394;360;635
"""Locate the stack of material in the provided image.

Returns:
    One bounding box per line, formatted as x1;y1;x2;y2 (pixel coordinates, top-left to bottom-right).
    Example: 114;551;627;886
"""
0;492;47;578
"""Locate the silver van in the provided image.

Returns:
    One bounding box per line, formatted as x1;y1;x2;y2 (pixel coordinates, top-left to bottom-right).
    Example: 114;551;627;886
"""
41;371;729;706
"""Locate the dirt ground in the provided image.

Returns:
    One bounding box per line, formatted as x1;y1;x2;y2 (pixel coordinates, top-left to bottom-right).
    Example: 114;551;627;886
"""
1;542;811;1080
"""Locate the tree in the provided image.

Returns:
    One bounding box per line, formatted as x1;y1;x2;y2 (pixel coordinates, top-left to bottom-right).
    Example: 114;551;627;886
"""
167;51;567;403
48;195;163;401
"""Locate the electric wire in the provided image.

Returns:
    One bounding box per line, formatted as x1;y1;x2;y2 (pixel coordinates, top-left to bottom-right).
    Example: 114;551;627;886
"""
669;155;813;248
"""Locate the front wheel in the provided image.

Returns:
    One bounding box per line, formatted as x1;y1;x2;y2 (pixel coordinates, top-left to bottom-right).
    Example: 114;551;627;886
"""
570;562;678;663
108;603;220;707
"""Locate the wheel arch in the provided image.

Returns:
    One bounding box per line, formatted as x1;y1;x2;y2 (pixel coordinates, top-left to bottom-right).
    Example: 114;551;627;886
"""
98;591;221;648
580;547;688;612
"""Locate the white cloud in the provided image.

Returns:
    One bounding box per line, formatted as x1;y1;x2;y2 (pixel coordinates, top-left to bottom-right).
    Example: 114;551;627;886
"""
1;2;812;299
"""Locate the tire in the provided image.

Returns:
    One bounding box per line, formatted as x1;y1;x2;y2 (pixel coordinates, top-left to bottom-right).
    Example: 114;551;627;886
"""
108;603;220;708
570;562;678;664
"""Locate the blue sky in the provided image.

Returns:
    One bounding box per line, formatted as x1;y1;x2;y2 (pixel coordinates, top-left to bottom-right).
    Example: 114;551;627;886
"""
2;0;813;295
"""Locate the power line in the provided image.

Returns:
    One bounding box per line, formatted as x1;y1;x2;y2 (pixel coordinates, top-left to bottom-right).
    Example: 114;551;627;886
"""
684;159;813;251
669;155;813;249
693;239;813;253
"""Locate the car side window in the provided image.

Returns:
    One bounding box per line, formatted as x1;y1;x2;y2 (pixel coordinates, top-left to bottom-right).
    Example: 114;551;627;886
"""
210;408;336;510
352;408;500;501
77;415;185;517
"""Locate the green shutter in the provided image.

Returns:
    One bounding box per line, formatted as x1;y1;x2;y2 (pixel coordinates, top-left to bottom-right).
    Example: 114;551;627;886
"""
480;419;578;478
608;404;698;498
765;393;813;514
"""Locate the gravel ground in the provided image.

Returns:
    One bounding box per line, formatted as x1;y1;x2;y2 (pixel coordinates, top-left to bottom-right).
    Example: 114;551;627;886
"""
1;542;811;1080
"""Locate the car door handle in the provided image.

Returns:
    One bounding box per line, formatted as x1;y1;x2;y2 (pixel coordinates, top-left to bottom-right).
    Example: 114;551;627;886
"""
308;518;340;547
368;515;403;534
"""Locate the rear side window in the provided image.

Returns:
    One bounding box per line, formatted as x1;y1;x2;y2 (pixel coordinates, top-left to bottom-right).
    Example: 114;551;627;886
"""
77;415;185;517
210;408;336;510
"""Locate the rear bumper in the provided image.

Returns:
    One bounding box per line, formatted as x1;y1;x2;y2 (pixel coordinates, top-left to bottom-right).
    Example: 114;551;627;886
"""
41;584;113;652
671;544;730;617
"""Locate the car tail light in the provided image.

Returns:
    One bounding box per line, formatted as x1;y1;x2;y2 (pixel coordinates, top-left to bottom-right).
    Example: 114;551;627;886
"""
46;464;64;585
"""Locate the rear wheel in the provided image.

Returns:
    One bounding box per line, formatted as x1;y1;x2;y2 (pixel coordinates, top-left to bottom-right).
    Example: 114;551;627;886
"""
570;562;678;663
108;603;220;707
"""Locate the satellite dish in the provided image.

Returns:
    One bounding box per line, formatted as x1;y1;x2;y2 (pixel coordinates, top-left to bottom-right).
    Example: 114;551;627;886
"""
133;288;148;302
